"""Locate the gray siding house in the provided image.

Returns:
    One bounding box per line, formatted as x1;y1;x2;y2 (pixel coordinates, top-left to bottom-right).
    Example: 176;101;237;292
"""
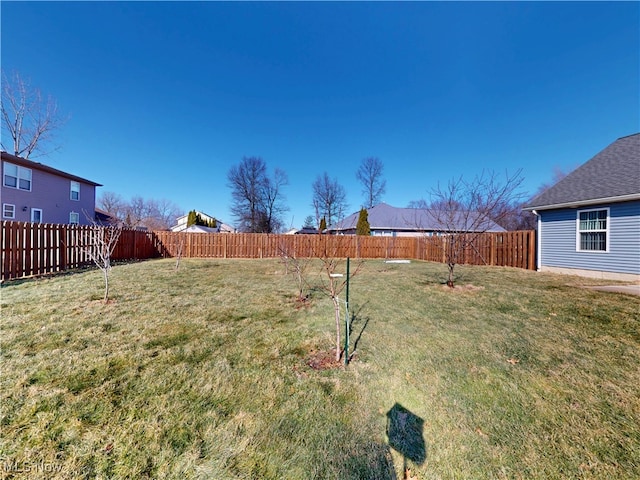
1;151;101;225
328;202;506;236
524;133;640;281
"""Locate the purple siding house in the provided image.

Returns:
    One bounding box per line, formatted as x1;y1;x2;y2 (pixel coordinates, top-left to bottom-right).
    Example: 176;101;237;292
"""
1;151;102;225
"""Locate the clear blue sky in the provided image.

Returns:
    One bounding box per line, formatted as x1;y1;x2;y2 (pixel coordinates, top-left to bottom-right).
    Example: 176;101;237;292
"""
2;1;638;229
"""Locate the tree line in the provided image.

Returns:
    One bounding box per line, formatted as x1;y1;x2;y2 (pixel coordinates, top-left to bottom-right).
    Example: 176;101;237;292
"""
2;69;538;235
227;156;387;234
97;192;182;230
227;155;535;234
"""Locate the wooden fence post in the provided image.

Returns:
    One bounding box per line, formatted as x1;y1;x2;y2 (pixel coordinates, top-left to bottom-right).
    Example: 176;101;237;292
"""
528;230;536;270
133;229;137;260
61;225;68;272
490;233;496;266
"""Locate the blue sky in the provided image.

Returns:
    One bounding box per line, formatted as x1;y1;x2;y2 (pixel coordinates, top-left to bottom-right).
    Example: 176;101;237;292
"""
2;1;638;229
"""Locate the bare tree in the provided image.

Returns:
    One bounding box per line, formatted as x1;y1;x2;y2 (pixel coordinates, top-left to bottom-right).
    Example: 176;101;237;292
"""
532;166;568;199
98;191;126;221
311;173;348;228
1;70;66;158
144;198;183;230
412;196;535;231
258;167;289;233
490;200;536;231
356;157;386;208
123;196;148;229
175;236;185;271
99;193;182;230
228;157;288;233
312;238;363;363
500;167;570;232
81;223;122;303
278;236;313;302
303;215;315;229
406;199;428;209
429;169;525;287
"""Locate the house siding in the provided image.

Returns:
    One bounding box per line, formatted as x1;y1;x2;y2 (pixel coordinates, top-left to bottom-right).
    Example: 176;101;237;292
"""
2;158;97;225
539;200;640;275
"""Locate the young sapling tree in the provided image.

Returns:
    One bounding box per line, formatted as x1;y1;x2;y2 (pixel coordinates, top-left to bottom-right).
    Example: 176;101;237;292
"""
428;169;525;287
314;237;363;362
278;236;312;302
81;222;122;302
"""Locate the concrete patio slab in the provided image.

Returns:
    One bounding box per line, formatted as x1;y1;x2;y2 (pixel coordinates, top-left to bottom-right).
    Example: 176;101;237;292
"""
583;284;640;296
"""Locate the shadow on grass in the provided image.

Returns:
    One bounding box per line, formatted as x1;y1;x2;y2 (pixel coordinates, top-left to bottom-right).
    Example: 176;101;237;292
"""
387;403;427;479
340;441;398;480
347;303;371;362
0;259;147;287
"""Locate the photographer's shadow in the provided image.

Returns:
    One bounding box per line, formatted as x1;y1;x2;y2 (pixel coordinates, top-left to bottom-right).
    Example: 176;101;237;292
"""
386;403;427;479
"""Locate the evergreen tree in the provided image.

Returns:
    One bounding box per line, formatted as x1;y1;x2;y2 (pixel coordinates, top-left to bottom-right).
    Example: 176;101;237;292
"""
356;208;371;236
319;216;327;232
187;210;197;227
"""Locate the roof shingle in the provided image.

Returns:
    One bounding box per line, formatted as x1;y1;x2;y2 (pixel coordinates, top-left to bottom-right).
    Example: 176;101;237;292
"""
525;133;640;210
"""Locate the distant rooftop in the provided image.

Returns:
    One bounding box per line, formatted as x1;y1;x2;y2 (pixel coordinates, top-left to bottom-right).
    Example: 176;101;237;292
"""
329;202;505;233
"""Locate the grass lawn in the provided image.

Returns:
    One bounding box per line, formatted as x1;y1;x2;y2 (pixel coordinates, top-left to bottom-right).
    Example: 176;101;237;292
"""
1;258;639;479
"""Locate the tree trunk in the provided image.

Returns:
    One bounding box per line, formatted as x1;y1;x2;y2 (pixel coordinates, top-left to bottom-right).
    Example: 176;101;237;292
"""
447;263;455;288
103;268;110;302
333;296;341;362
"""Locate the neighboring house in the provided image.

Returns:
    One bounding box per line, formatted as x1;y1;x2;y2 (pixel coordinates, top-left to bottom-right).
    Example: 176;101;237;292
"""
1;151;101;225
182;225;219;234
327;202;506;236
95;208;120;226
170;211;236;233
524;133;640;282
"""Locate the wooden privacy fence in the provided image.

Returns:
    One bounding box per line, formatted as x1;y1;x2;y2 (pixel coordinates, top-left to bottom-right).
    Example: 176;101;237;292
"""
1;222;158;281
152;230;535;269
1;221;536;281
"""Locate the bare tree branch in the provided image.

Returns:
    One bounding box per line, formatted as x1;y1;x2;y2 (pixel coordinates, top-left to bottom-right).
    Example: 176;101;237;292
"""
79;219;122;303
356;156;386;208
312;237;364;362
1;70;66;158
311;173;348;228
228;157;288;233
428;169;525;287
97;191;126;221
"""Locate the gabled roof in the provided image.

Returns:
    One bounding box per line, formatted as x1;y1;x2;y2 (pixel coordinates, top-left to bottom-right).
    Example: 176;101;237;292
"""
1;151;102;186
95;208;120;225
329;203;505;233
525;133;640;210
175;210;217;222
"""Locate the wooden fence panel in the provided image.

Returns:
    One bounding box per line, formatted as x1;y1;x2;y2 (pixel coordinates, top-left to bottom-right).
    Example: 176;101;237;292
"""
1;222;536;281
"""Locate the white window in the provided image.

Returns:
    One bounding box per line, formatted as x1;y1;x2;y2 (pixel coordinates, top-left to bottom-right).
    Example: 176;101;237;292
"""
70;181;80;201
3;204;15;219
69;212;79;225
577;208;609;252
31;208;43;224
3;162;32;191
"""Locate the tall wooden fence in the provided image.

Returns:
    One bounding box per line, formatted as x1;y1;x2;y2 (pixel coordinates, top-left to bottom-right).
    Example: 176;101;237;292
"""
1;222;158;281
1;221;535;281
